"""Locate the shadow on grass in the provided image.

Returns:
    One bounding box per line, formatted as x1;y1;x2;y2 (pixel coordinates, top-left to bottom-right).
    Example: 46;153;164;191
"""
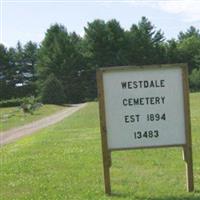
142;197;199;200
64;104;76;107
110;191;200;200
145;196;199;200
111;192;129;198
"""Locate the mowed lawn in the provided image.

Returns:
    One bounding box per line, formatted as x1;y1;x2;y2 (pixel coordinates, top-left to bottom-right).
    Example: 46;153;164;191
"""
0;105;66;132
0;93;200;200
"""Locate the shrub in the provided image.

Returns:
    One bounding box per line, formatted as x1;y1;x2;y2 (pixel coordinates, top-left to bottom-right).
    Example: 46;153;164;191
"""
0;97;40;108
20;96;42;114
189;68;200;91
41;74;66;104
0;98;25;107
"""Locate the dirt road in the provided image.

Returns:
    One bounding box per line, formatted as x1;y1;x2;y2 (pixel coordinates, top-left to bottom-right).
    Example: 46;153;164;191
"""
0;103;87;146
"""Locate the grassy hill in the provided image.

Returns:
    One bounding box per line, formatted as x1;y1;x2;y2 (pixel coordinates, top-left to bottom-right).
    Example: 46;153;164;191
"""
0;93;200;200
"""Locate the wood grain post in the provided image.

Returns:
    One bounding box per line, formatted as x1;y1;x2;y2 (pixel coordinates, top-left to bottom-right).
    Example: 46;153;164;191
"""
102;148;111;195
96;70;112;195
182;64;194;192
184;145;194;192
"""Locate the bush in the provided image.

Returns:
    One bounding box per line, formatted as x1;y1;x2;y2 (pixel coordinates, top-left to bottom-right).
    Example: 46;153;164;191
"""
0;98;25;107
0;97;40;108
41;74;66;104
20;96;42;114
189;68;200;91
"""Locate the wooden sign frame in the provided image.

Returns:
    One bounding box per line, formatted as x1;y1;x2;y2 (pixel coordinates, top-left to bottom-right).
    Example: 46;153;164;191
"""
96;64;194;195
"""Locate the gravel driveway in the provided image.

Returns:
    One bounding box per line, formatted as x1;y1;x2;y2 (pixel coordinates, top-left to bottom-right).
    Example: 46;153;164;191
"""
0;103;87;146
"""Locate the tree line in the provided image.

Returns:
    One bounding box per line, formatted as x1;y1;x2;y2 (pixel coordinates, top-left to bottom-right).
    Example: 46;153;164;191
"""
0;17;200;104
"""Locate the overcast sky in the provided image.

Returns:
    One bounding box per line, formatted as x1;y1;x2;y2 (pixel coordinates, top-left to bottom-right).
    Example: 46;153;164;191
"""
1;0;200;48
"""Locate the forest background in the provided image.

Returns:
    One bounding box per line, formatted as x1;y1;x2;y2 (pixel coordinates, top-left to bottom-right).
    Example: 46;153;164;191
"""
0;17;200;105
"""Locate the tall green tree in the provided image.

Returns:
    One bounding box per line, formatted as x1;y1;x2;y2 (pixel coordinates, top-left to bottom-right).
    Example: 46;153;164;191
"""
8;41;38;98
23;41;38;71
41;74;66;104
178;36;200;72
127;17;166;65
178;26;200;41
38;24;85;103
165;39;181;64
84;19;109;68
0;44;11;100
105;19;128;66
83;19;129;99
0;44;9;67
84;19;127;67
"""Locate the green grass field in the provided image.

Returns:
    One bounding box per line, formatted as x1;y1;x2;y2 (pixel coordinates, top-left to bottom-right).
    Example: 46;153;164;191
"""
0;93;200;200
0;104;66;133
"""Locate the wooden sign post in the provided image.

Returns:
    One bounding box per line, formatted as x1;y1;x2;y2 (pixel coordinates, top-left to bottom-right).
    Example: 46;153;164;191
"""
96;64;194;195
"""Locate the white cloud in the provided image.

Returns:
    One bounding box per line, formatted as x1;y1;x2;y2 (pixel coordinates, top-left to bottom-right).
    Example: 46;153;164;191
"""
157;0;200;22
130;0;200;22
157;0;189;14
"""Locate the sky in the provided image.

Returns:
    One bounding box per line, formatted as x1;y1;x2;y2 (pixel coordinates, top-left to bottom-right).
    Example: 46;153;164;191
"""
0;0;200;48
